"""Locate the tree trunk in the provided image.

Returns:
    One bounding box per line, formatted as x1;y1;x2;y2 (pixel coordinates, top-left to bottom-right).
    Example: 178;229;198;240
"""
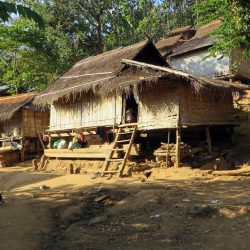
96;16;103;54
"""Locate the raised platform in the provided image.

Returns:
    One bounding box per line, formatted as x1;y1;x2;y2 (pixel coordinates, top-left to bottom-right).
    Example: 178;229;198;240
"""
44;144;140;159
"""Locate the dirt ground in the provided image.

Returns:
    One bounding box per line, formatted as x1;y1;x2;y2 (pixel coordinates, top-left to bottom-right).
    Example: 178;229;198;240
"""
1;161;250;250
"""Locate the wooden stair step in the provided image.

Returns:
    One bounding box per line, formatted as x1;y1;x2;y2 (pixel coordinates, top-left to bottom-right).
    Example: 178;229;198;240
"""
116;139;131;143
102;170;120;174
118;123;138;128
118;131;133;135
111;148;126;151
107;159;124;162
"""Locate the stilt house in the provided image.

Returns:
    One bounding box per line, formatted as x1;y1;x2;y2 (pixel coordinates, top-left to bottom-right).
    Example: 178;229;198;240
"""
35;40;248;176
0;93;49;165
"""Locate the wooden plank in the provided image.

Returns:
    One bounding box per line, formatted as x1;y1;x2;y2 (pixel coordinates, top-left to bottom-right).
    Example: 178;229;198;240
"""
44;151;108;159
212;167;250;176
94;195;110;203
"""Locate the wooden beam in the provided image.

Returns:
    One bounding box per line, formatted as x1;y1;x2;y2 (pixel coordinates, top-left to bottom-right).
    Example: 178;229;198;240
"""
205;127;212;154
175;128;181;168
166;130;170;168
121;59;190;77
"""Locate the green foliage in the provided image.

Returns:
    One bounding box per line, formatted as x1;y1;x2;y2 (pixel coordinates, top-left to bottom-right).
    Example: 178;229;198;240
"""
0;19;57;93
1;0;250;94
192;0;250;56
0;1;44;28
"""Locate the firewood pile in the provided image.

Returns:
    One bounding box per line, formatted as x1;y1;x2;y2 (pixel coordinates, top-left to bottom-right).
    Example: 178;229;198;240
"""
154;142;192;164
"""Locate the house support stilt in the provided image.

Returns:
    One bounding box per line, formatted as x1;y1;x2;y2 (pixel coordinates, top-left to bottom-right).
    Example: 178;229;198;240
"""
205;127;212;154
175;128;181;167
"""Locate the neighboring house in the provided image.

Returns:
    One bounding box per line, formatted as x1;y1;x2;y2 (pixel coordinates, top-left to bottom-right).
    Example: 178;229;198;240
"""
168;20;250;80
155;25;195;58
34;40;247;172
0;85;12;96
0;84;31;96
0;93;49;164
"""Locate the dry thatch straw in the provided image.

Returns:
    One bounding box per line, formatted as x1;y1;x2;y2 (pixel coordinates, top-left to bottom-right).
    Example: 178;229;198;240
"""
0;93;36;122
35;39;249;107
34;40;166;106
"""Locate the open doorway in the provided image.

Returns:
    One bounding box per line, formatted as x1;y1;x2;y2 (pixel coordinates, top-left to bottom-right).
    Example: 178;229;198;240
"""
124;94;138;123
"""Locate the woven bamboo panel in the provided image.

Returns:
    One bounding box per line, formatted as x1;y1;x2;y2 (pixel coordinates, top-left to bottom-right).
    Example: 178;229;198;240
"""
180;85;234;125
1;111;23;136
138;81;179;129
50;94;122;130
22;109;49;137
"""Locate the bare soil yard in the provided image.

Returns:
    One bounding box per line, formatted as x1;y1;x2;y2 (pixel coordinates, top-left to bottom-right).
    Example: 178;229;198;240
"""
1;161;250;250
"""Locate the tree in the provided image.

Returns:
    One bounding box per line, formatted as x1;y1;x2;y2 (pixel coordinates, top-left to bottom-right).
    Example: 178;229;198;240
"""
192;0;250;56
0;1;44;28
0;19;57;93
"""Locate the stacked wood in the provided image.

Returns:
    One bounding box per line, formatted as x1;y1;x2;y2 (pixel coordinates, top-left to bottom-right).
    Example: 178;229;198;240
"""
154;142;192;163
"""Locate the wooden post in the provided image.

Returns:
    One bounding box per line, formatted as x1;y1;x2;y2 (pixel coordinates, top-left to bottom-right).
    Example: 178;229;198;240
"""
48;135;52;149
166;130;170;167
175;128;181;168
21;138;25;161
205;127;212;154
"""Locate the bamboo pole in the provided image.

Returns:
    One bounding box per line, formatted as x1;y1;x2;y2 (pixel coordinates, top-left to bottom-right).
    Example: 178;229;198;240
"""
121;59;190;77
175;128;181;168
166;129;170;167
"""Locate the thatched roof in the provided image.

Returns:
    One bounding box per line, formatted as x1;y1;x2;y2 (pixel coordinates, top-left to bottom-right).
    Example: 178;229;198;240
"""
169;25;192;37
35;40;166;106
171;20;221;57
193;20;221;39
0;93;36;122
155;35;183;55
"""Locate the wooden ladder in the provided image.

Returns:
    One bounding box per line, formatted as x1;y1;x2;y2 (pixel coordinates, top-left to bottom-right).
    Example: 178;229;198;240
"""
101;123;137;177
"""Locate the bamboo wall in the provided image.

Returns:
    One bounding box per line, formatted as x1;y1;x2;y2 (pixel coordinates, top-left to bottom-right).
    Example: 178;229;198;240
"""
22;109;50;137
0;109;49;137
180;85;234;125
49;94;122;130
138;81;179;129
1;111;23;136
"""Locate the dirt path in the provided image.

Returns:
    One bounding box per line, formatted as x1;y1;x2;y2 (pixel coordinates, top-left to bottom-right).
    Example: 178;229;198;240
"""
1;162;250;250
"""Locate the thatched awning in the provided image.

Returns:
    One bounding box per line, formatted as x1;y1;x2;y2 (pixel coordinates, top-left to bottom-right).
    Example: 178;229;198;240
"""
35;40;166;106
0;93;36;122
118;59;249;94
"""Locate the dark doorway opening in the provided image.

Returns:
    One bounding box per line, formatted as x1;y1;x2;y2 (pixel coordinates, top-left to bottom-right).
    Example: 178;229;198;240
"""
125;94;138;123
